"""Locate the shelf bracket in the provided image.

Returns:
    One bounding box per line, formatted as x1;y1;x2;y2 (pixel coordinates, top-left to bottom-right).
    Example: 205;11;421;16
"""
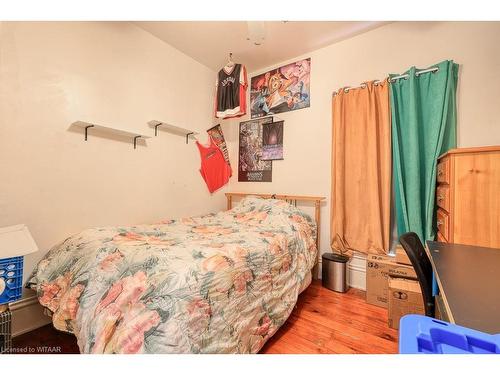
154;123;162;137
133;136;141;149
186;132;194;144
84;125;94;141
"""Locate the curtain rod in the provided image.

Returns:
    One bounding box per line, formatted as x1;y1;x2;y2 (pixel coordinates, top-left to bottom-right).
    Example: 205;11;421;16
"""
332;66;439;96
389;66;439;82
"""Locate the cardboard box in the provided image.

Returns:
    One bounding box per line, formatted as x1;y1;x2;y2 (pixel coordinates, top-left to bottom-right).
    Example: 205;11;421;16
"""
395;245;412;266
388;277;425;330
366;254;417;308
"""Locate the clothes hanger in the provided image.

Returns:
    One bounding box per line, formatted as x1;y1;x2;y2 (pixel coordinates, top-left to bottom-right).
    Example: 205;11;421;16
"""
225;53;235;68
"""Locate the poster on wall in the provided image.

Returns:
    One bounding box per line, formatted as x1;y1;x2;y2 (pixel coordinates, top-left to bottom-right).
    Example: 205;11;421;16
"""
238;117;273;182
262;121;284;161
207;124;231;169
250;58;310;119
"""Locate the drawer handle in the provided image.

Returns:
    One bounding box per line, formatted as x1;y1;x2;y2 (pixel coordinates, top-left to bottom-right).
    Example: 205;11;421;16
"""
437;194;444;202
437;169;443;176
437;219;444;227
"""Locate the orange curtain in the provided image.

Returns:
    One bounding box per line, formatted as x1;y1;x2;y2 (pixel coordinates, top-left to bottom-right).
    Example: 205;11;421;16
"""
331;80;391;256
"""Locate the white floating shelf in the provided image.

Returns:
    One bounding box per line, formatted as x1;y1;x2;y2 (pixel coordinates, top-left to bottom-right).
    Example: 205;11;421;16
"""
72;121;151;149
148;120;199;144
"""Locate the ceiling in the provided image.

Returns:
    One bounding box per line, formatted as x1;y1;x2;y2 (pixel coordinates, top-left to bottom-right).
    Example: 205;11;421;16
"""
135;21;387;72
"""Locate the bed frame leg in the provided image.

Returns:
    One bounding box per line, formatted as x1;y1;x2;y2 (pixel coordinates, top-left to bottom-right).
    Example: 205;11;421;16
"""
313;199;321;280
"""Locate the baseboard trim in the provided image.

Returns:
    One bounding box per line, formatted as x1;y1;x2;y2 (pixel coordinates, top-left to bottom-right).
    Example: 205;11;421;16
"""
9;291;51;337
9;294;38;311
348;253;367;291
348;264;366;272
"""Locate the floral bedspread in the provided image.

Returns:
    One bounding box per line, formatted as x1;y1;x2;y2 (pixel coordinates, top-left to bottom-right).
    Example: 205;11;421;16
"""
27;197;317;354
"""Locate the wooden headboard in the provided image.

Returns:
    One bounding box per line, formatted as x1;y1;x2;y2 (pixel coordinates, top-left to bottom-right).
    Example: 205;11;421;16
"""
225;192;326;254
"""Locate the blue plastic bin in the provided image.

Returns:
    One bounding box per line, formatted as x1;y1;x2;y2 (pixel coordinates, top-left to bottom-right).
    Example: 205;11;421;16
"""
0;256;24;304
399;314;500;354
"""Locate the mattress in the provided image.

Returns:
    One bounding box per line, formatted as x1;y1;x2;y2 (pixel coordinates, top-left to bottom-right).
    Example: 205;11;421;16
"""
27;197;317;353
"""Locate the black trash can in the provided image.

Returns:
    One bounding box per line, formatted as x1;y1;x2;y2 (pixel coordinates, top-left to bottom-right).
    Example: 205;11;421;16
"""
322;253;349;293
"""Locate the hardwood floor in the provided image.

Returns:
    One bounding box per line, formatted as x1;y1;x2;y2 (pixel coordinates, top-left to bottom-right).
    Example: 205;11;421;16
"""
261;281;398;353
11;324;79;354
11;281;398;354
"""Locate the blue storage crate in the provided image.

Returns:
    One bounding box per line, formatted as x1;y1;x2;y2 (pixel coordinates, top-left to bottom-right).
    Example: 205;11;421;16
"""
0;256;24;304
399;314;500;354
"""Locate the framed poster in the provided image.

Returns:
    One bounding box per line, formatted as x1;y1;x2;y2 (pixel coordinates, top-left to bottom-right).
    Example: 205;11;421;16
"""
207;124;231;168
250;58;310;119
261;120;284;161
238;117;273;182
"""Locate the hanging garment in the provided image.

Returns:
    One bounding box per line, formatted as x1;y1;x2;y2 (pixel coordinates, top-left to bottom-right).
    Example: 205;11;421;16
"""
196;136;232;193
207;124;232;175
390;60;458;243
215;63;248;119
331;80;392;256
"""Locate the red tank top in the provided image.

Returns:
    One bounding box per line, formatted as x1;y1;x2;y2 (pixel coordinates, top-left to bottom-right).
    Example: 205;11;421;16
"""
196;136;232;193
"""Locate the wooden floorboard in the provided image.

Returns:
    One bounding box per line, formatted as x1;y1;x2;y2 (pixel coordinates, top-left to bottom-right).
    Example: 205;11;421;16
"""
261;281;398;354
10;281;398;354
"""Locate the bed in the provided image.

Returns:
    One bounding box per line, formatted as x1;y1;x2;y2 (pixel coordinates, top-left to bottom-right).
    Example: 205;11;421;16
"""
27;193;325;353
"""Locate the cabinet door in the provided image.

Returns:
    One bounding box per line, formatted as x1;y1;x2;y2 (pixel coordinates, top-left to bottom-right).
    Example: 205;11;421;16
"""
436;185;450;212
436;209;450;242
437;157;450;184
437;231;448;243
453;153;500;248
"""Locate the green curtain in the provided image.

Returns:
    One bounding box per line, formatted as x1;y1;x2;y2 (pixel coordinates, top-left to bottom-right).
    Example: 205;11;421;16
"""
390;60;459;242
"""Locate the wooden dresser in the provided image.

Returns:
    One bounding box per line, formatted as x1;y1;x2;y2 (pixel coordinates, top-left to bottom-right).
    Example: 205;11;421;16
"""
436;146;500;247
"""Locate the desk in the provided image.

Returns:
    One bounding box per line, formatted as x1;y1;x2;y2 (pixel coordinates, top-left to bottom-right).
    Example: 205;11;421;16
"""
426;241;500;334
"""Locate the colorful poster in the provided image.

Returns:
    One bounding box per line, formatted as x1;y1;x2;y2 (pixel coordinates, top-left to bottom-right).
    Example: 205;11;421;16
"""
262;121;284;161
250;58;310;119
207;124;231;169
238;117;273;182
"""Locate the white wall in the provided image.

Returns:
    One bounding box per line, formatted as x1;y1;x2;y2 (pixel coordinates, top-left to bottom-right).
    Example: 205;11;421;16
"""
221;21;500;287
0;22;224;283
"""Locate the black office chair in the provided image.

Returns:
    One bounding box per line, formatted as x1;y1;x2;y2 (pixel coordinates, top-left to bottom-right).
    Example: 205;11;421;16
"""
399;232;435;317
